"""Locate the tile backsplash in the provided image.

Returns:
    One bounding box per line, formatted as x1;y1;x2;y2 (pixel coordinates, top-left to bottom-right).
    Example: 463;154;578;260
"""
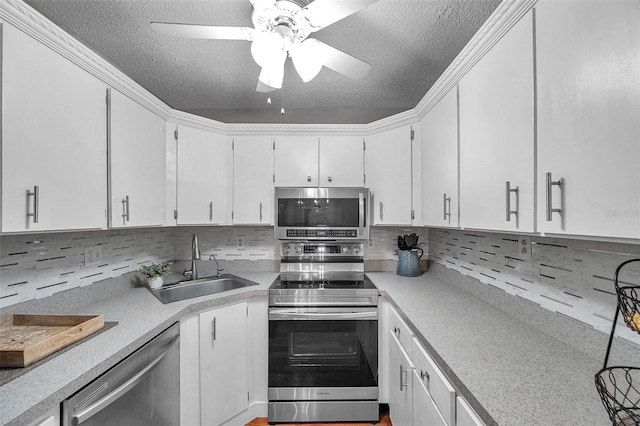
428;228;640;346
0;226;426;308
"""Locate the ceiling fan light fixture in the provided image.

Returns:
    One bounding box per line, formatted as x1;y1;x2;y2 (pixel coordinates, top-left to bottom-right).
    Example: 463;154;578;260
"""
291;39;323;82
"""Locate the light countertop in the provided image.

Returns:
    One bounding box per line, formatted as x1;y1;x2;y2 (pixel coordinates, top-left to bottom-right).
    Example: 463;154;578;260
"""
0;269;611;425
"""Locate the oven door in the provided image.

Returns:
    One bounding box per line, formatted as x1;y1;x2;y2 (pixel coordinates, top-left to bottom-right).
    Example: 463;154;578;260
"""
268;307;378;401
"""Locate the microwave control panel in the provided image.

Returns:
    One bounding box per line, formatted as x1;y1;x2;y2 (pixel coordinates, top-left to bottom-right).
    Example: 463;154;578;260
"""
281;242;364;257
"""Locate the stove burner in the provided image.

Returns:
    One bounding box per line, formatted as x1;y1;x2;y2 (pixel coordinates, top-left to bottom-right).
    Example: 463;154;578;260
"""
281;280;315;289
323;280;364;288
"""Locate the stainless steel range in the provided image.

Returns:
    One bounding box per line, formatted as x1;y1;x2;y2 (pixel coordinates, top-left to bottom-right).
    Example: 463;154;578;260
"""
268;241;379;423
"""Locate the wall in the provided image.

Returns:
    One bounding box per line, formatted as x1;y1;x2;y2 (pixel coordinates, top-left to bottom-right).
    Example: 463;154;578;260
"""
428;228;640;347
0;226;428;309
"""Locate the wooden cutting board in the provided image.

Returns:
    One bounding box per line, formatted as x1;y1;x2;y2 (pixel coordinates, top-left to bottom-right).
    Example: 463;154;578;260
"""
0;314;104;368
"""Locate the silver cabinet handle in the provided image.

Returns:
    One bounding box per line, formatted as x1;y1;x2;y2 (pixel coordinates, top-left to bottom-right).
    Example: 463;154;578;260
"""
209;202;213;222
443;193;451;223
379;201;384;221
328;176;333;183
259;202;263;222
393;326;400;337
506;181;519;222
358;192;364;236
400;364;409;391
420;369;430;382
212;318;216;341
307;175;312;183
545;172;563;221
121;195;130;222
72;336;177;424
26;186;39;224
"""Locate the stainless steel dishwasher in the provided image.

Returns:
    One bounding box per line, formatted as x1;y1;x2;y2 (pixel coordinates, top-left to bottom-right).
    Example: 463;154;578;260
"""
63;322;180;426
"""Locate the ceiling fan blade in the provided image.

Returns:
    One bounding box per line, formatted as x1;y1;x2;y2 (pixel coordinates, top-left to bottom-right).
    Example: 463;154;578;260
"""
249;0;277;11
315;40;371;80
151;22;254;41
301;0;379;31
256;80;278;93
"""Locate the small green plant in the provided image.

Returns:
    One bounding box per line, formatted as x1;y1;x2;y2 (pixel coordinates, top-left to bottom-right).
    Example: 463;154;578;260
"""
139;262;172;278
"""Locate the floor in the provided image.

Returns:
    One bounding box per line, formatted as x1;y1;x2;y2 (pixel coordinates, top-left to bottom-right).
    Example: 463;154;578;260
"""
245;411;392;426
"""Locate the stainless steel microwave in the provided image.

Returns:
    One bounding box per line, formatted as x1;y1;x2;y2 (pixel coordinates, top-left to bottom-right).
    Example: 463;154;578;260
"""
275;187;369;240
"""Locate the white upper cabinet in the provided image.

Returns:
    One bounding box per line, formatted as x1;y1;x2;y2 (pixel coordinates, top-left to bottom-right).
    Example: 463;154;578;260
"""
274;136;318;187
421;89;459;228
365;125;414;225
459;10;535;233
318;136;364;187
108;89;166;228
233;136;274;225
535;0;640;239
1;22;107;233
176;125;232;225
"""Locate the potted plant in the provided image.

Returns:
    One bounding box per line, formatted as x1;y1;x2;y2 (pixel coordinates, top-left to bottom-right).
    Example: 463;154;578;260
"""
139;261;172;289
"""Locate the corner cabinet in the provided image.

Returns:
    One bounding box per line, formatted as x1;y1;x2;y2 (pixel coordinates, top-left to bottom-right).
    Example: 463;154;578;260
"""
233;136;274;225
1;21;107;232
458;10;535;233
176;125;232;225
107;89;166;228
420;89;459;228
535;0;640;239
365;125;414;225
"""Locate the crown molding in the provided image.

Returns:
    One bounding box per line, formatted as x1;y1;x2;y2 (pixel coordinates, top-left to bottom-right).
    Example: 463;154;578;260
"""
0;0;172;120
413;0;538;118
2;0;536;133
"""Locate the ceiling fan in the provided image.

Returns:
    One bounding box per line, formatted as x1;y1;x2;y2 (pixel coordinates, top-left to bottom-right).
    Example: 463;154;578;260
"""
151;0;379;93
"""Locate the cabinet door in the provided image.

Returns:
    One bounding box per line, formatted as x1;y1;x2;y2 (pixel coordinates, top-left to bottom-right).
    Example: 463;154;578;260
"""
2;22;107;232
421;89;459;228
459;11;534;232
318;136;364;187
412;370;447;426
388;331;413;426
176;126;232;225
536;0;640;238
274;136;318;187
366;125;413;225
456;396;485;426
200;303;249;426
108;89;166;228
233;136;274;224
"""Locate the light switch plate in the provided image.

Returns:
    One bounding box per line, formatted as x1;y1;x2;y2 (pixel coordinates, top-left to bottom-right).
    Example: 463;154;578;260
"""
84;245;103;266
517;236;532;260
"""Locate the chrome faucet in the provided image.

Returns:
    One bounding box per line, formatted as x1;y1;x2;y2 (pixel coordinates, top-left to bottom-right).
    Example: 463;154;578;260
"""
209;254;224;277
183;234;201;280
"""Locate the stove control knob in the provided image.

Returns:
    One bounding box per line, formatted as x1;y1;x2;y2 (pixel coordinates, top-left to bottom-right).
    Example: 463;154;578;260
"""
352;245;361;254
342;245;350;254
282;245;292;256
294;244;303;255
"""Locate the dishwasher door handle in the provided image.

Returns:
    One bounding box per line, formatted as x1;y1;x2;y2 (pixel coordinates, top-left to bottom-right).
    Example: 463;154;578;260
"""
72;336;178;424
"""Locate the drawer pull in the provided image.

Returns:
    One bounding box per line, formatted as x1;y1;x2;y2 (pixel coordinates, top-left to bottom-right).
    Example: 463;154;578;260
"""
420;369;430;382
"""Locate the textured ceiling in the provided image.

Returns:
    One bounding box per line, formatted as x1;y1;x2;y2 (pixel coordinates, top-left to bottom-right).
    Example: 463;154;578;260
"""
24;0;501;124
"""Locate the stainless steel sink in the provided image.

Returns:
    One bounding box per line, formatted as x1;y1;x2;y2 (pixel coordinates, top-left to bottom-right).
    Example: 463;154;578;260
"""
149;274;259;304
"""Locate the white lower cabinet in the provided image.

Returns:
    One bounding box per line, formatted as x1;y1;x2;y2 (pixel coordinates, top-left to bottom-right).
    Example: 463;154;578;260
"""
199;303;249;426
412;369;447;426
27;405;59;426
456;396;484;426
388;331;414;426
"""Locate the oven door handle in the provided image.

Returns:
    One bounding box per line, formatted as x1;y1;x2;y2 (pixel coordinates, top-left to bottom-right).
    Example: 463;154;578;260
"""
269;310;378;320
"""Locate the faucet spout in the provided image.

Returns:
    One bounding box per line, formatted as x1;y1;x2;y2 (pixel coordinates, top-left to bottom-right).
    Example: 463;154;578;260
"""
184;234;201;280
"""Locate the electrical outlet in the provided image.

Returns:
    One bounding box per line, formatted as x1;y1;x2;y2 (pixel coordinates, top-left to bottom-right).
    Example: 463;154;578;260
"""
84;245;103;266
368;237;374;248
516;236;532;260
236;236;246;250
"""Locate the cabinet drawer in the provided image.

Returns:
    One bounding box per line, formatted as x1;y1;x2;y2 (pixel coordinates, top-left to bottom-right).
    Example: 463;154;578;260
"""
388;305;413;351
411;337;456;426
412;370;447;426
456;396;485;426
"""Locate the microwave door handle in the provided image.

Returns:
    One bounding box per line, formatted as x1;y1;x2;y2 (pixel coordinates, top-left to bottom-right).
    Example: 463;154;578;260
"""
72;336;177;425
269;310;378;320
358;192;364;236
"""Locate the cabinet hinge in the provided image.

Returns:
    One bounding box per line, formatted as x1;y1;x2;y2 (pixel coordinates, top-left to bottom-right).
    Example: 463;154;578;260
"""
232;139;235;150
363;174;366;184
363;140;366;150
273;174;275;183
231;211;234;220
273;141;275;150
248;392;250;402
246;305;249;316
174;210;178;220
410;127;415;141
174;129;178;140
411;210;415;220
